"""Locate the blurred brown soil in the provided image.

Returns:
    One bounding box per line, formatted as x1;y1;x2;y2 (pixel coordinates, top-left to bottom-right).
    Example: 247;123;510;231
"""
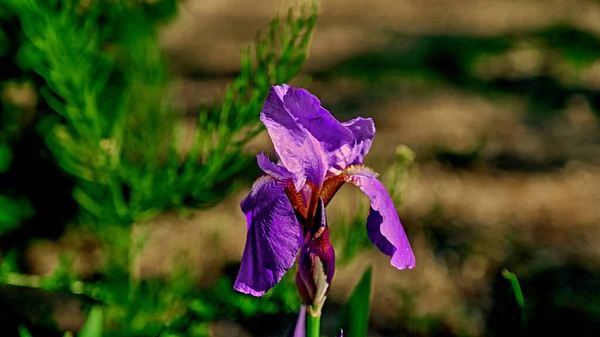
161;0;600;74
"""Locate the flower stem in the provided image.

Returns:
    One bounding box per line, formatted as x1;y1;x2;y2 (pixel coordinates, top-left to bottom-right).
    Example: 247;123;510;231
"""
306;309;321;337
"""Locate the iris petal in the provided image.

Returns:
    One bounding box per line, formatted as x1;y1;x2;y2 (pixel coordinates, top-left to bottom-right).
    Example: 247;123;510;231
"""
261;86;328;191
256;152;292;180
291;305;306;337
341;117;375;166
235;176;302;296
342;166;415;269
327;116;376;174
280;87;374;174
260;85;378;189
282;88;353;154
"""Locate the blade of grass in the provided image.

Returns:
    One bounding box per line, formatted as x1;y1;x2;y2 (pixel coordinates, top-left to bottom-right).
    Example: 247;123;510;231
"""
337;266;373;337
502;268;527;328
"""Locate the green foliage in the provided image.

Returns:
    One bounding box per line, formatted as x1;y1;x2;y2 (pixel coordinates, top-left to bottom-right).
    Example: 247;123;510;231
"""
0;0;317;337
98;269;196;335
0;192;34;236
0;0;319;335
13;0;181;224
191;271;300;320
18;326;33;337
0;142;12;173
18;305;103;337
0;63;36;236
11;0;317;226
539;26;600;68
77;305;104;337
334;209;372;266
0;250;20;280
502;268;527;328
185;4;317;208
0;141;34;236
0;28;7;58
337;266;373;337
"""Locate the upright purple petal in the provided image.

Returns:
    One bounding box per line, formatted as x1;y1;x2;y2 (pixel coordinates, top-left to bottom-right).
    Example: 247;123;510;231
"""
342;117;375;165
328;117;376;173
282;87;377;174
261;85;378;188
272;83;290;99
235;176;302;296
261;86;328;191
342;166;415;269
283;88;353;153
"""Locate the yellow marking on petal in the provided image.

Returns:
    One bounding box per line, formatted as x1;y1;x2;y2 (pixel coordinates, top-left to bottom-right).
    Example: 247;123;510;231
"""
249;175;275;197
340;164;379;178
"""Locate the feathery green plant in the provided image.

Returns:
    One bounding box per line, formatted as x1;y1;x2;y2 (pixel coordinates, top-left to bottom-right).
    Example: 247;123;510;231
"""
0;141;34;236
12;0;317;226
12;0;180;225
1;0;319;335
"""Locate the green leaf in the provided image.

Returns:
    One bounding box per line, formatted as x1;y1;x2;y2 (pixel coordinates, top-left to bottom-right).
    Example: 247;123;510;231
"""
18;326;33;337
0;195;34;235
0;143;12;173
502;268;527;328
77;305;103;337
337;266;373;337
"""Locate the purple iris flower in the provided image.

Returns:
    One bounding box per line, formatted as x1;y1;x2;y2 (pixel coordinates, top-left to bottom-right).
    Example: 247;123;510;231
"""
234;84;415;299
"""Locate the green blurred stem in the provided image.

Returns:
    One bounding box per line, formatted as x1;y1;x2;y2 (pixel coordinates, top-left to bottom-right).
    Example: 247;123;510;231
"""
307;310;321;337
1;272;85;294
502;268;527;328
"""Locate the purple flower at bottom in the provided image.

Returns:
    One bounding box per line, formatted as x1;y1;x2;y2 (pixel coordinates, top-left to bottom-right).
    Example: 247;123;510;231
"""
234;84;415;302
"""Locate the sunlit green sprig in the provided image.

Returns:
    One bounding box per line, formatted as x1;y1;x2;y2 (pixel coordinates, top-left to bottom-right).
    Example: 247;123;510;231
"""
5;1;319;335
14;0;317;227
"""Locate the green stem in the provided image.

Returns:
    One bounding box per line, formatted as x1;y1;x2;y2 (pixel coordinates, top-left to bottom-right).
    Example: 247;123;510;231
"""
502;268;527;328
306;310;321;337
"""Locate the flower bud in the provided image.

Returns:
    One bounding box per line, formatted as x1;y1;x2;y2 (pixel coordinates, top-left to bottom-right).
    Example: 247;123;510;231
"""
295;198;335;316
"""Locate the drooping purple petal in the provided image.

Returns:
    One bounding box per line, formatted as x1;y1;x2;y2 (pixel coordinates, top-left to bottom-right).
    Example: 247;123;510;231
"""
257;152;292;180
342;166;415;269
235;176;302;296
261;86;328;191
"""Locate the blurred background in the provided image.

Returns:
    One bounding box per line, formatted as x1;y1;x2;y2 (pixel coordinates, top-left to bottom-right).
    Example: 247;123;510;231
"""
1;0;600;336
